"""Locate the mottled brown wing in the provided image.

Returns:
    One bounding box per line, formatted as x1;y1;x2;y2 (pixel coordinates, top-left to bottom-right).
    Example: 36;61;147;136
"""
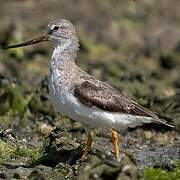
74;77;158;118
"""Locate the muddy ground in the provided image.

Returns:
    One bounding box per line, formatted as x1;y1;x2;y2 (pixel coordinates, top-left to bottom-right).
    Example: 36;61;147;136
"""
0;0;180;179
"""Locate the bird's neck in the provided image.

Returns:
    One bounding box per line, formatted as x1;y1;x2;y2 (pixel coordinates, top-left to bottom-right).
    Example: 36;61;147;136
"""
49;40;79;89
51;39;79;67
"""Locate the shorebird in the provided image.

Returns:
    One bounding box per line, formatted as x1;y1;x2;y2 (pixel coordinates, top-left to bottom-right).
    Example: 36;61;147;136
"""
3;19;174;160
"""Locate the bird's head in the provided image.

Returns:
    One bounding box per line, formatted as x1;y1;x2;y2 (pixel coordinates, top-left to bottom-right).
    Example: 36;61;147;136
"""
47;19;78;45
2;19;78;49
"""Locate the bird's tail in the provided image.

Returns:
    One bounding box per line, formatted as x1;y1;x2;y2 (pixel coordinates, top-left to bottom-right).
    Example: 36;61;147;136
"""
154;112;175;128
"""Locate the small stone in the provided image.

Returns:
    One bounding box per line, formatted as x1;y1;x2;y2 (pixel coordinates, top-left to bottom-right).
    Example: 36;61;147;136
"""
13;173;21;179
28;170;46;180
0;172;7;179
38;123;53;137
156;133;169;145
72;122;83;131
144;130;153;140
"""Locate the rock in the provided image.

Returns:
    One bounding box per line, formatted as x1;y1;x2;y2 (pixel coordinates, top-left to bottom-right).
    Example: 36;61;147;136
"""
37;123;53;137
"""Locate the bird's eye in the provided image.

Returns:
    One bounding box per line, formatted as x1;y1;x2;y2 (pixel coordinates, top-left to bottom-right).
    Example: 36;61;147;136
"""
53;26;60;30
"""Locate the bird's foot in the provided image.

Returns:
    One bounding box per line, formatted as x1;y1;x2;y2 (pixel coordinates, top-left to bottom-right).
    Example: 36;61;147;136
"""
81;133;93;159
111;128;121;161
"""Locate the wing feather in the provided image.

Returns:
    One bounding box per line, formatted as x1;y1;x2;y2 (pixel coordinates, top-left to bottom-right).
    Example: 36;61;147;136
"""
74;77;154;117
73;75;174;128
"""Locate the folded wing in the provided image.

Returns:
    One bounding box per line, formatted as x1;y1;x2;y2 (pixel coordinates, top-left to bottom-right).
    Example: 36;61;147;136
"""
74;76;154;117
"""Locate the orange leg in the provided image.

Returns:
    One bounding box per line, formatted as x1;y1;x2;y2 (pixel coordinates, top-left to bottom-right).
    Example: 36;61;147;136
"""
82;133;93;158
111;128;121;160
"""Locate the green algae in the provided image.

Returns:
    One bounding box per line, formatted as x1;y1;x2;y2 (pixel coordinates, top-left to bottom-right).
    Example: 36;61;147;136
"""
0;82;34;127
12;145;42;164
144;161;180;180
0;139;42;165
0;139;12;164
7;84;30;116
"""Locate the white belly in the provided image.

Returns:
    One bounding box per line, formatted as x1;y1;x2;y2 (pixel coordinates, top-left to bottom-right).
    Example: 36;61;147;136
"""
49;83;153;129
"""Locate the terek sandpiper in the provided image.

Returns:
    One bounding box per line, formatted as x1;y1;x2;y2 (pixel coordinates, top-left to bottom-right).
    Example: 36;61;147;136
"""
3;19;174;160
